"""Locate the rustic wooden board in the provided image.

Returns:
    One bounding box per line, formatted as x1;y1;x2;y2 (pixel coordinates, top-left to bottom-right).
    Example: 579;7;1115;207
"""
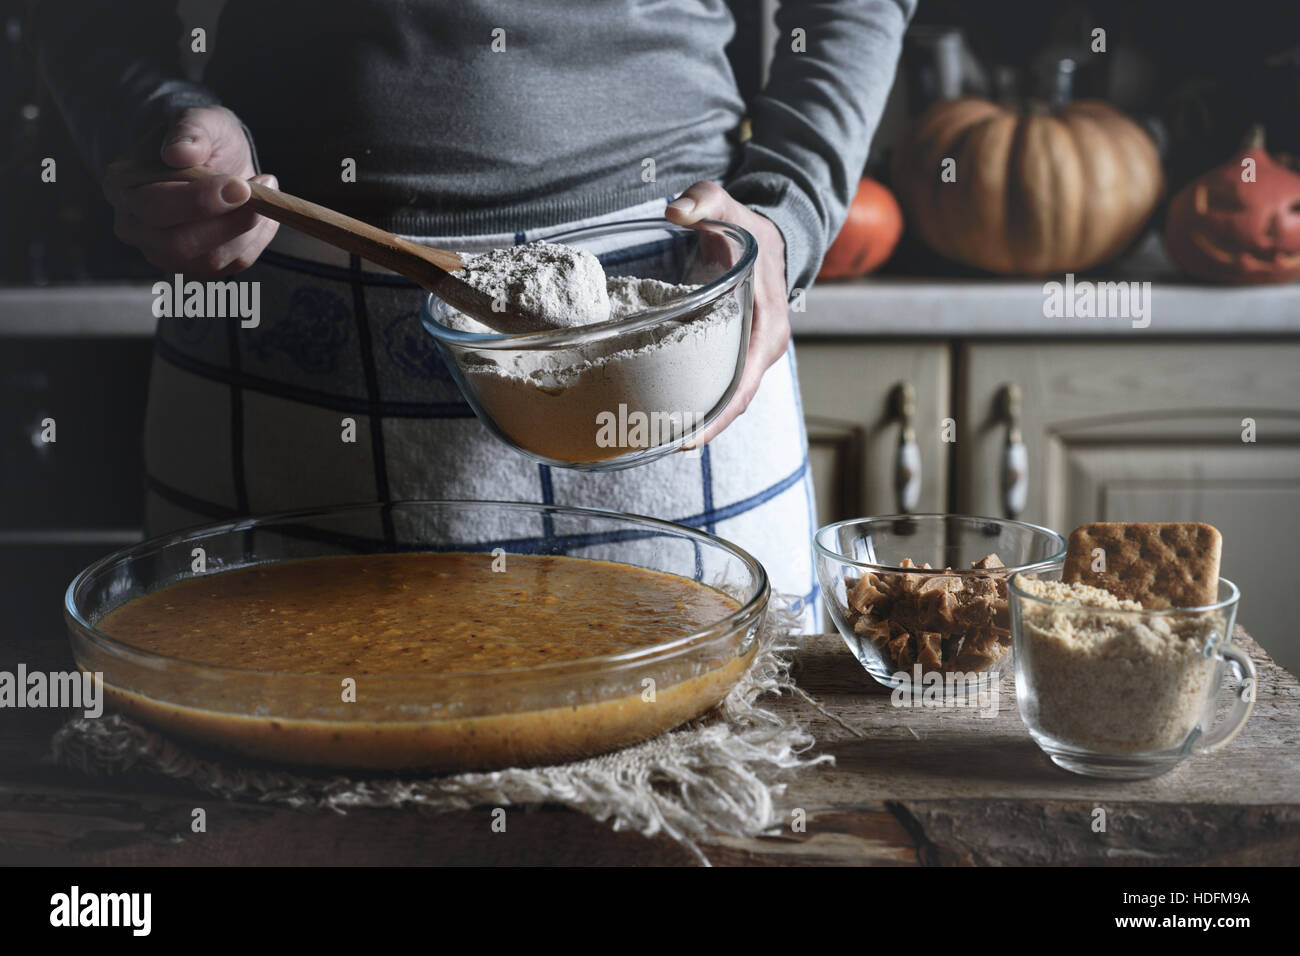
0;629;1295;866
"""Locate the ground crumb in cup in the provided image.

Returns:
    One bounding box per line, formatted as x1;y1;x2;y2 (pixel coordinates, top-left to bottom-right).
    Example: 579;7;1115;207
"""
1016;577;1223;754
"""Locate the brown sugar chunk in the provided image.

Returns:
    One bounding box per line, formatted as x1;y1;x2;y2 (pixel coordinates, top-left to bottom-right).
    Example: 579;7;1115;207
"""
916;631;944;671
918;586;960;632
1062;522;1222;609
953;634;1004;672
848;572;890;615
841;553;1011;674
885;624;913;668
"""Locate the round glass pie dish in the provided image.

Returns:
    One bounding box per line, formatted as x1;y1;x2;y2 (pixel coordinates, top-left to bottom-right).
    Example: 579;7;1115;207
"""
65;501;769;772
420;219;756;470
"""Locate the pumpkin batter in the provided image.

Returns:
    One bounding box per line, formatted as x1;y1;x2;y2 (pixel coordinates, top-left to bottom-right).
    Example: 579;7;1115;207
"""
95;552;756;770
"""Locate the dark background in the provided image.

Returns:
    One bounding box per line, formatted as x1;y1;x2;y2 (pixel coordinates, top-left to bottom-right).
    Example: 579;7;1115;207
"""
2;0;1299;284
904;0;1300;182
0;0;1297;643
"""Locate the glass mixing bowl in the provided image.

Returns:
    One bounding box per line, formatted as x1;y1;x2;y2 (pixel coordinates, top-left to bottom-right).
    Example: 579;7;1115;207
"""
420;219;756;470
815;514;1067;689
65;501;769;772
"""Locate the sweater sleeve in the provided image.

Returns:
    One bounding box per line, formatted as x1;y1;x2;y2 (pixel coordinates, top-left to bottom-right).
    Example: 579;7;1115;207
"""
25;0;222;177
725;0;915;297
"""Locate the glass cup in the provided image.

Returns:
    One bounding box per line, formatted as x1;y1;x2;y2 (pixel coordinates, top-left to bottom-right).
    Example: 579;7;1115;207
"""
1009;567;1254;779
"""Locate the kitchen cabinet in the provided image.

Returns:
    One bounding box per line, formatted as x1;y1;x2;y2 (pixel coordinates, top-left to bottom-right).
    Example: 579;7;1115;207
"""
796;336;1300;675
0;337;151;643
958;341;1300;675
956;342;1300;521
794;341;950;528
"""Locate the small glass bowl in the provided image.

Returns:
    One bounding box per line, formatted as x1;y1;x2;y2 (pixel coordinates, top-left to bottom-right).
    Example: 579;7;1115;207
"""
1009;567;1253;779
420;219;756;470
65;501;769;772
814;514;1066;689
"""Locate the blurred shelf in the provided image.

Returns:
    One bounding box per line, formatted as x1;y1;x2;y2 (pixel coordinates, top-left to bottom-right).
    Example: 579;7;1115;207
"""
2;276;1299;339
799;277;1300;337
0;284;157;336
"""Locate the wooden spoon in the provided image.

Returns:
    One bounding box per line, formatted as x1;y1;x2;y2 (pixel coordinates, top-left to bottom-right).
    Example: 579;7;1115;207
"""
134;165;551;334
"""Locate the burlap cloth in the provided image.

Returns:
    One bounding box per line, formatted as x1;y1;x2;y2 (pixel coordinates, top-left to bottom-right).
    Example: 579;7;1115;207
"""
51;597;837;865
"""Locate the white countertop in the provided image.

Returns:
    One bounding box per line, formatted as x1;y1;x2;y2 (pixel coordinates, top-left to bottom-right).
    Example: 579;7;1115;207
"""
0;284;160;336
2;277;1299;338
795;276;1300;337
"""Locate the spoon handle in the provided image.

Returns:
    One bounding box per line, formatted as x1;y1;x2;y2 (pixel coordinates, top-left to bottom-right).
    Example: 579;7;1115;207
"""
115;164;549;334
141;165;465;280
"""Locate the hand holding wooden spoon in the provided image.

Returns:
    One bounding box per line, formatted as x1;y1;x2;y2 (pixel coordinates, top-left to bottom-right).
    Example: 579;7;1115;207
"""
102;106;278;277
104;108;552;334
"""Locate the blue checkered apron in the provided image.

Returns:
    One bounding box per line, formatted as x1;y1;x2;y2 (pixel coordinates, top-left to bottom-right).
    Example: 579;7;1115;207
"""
142;198;821;629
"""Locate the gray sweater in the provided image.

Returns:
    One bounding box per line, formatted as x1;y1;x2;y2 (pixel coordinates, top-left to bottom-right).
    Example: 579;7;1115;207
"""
29;0;913;294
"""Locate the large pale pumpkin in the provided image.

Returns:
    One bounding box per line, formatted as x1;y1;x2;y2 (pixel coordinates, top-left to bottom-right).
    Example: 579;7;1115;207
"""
892;98;1163;275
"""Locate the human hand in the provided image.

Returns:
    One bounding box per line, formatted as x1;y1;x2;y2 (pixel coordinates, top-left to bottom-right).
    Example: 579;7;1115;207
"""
665;181;790;448
102;106;278;276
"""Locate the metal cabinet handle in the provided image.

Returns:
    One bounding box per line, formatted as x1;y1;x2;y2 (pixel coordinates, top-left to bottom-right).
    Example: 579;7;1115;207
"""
999;384;1027;518
891;383;921;513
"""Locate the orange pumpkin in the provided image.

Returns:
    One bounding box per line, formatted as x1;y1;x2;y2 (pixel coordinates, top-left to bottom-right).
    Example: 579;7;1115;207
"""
891;97;1163;275
1164;126;1300;284
818;177;904;279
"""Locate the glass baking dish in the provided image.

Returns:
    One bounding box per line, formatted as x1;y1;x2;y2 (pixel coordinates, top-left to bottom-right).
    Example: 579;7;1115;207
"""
65;500;768;772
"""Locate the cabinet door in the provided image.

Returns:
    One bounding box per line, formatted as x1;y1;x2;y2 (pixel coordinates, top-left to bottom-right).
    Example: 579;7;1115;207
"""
794;341;950;527
960;341;1300;674
0;338;152;643
0;339;151;530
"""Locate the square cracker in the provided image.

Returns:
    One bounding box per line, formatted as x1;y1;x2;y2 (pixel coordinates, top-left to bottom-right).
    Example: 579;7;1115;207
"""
1062;522;1222;609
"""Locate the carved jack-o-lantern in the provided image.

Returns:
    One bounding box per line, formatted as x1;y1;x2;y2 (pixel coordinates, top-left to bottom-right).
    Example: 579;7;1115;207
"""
1165;126;1300;284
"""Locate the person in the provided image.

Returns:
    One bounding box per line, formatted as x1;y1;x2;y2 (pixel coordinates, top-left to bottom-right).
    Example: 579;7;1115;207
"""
30;1;914;629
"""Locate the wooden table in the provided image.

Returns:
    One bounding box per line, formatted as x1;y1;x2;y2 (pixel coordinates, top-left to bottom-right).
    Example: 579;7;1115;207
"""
2;630;1296;866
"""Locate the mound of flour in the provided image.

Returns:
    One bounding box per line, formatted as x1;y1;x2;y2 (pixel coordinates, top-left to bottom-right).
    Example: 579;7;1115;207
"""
437;242;743;463
452;240;611;329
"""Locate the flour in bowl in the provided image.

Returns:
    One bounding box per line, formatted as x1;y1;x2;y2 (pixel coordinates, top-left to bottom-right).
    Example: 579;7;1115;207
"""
436;241;745;463
453;240;611;329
